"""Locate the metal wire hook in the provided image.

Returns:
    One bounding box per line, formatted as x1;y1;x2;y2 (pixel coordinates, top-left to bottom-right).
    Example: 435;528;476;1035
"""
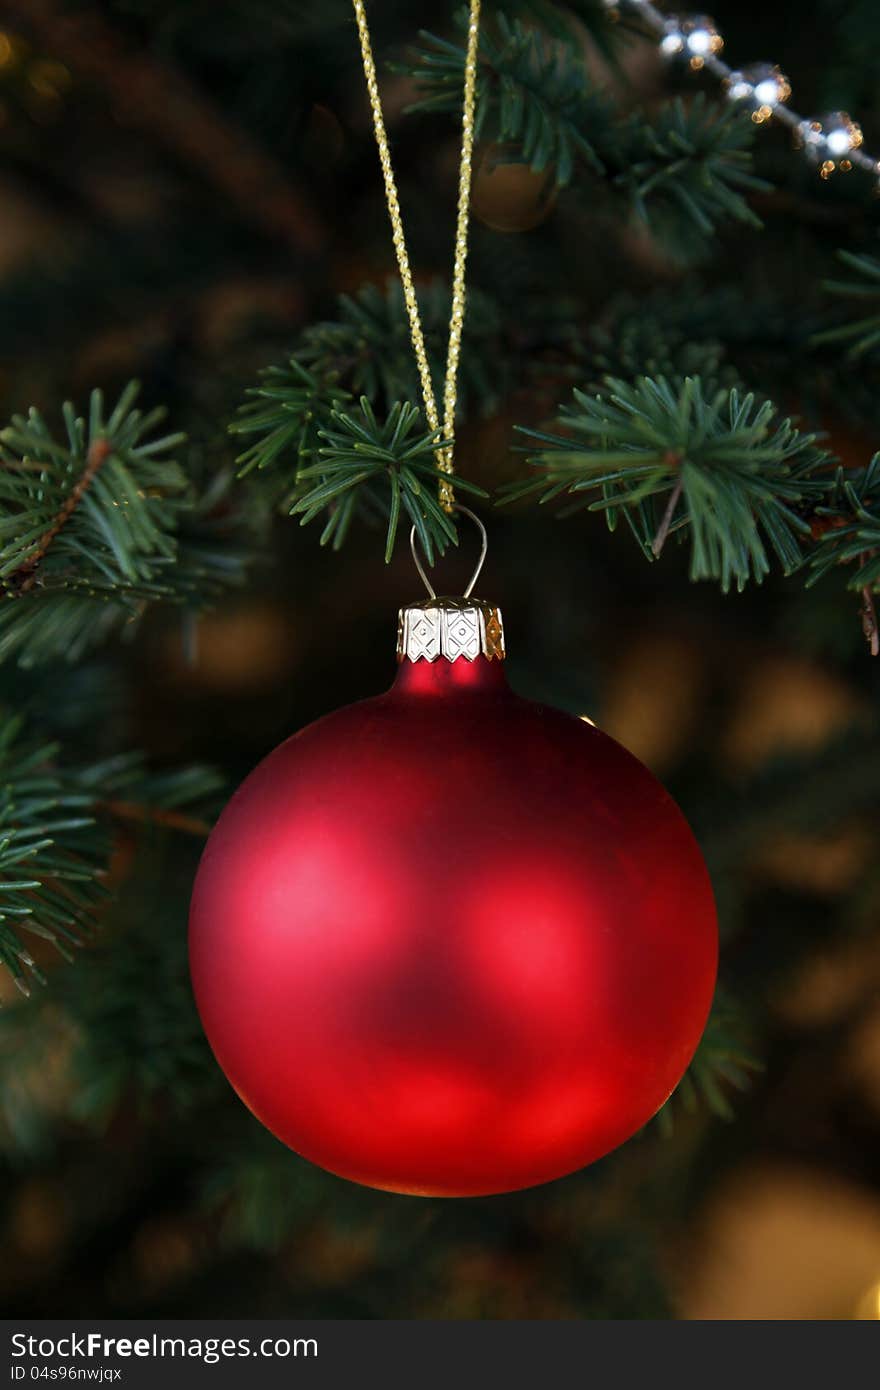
409;506;488;601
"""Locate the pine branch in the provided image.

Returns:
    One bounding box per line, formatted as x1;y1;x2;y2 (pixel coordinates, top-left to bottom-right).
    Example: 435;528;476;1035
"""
587;300;734;387
807;454;880;653
232;284;496;557
501;0;623;55
0;720;108;997
405;14;765;243
814;247;880;359
291;281;508;423
79;756;225;837
405;12;613;187
9;438;112;595
1;859;220;1135
612;96;768;252
0;384;247;667
232;283;506;495
505;375;834;591
232;361;352;500
0;719;222;997
306;399;486;563
656;996;761;1133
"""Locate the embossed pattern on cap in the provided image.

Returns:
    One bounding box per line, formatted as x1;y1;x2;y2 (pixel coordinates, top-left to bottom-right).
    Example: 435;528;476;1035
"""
397;598;505;663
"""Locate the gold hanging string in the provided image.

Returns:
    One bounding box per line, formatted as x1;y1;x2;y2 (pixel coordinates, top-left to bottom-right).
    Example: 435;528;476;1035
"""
351;0;482;514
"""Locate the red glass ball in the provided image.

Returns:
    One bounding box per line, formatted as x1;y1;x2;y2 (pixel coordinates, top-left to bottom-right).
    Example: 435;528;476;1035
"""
190;656;717;1196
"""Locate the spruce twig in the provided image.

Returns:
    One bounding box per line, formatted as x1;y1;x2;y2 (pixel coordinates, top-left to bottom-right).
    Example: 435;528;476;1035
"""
507;375;833;592
861;583;879;656
650;467;683;558
0;384;248;666
10;438;111;595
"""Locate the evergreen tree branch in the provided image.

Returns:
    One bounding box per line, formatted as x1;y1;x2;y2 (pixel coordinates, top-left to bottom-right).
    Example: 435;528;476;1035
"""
501;0;624;55
656;996;761;1132
505;375;834;591
233;284;496;557
405;16;765;245
612;96;768;252
0;385;249;667
814;247;880;358
1;860;220;1134
10;438;112;595
308;399;486;563
807;454;880;653
0;718;222;997
406;12;612;186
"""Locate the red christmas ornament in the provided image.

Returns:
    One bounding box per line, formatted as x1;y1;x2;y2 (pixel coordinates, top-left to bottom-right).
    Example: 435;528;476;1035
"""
190;550;717;1197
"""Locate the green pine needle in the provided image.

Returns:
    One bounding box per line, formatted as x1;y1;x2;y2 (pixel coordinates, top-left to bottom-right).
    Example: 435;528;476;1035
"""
0;714;223;996
308;398;486;563
656;998;761;1134
405;11;612;187
0;384;244;667
807;452;880;593
505;375;834;592
814;247;880;359
613;96;769;252
231;283;499;555
405;14;765;241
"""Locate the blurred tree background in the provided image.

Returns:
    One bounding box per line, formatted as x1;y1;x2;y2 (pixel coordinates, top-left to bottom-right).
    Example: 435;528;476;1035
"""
2;0;880;1320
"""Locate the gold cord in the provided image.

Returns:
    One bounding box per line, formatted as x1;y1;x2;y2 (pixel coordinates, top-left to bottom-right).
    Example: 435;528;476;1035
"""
351;0;482;513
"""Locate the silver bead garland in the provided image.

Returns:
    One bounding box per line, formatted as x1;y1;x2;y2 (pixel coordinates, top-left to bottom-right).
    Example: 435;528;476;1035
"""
611;0;879;184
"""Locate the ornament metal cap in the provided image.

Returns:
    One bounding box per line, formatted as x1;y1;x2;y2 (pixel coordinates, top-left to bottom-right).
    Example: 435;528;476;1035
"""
398;507;505;663
397;596;505;663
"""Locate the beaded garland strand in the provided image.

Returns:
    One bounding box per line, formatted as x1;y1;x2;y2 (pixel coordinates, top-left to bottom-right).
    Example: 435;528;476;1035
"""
608;1;878;182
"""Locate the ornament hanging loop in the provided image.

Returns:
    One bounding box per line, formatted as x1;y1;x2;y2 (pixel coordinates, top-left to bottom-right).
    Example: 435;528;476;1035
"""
409;506;487;601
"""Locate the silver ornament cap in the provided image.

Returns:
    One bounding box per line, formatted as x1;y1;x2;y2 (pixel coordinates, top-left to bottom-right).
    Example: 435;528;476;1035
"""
397;596;505;663
399;506;504;662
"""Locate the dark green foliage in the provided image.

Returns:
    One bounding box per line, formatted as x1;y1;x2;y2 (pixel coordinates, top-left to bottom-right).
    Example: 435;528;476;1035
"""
0;714;222;995
578;294;737;387
816;247;880;359
0;385;247;668
232;284;506;495
405;17;765;245
232;361;351;502
308;398;485;562
657;999;761;1133
0;858;220;1152
808;453;880;593
0;718;110;997
407;13;613;185
508;377;833;591
293;281;508;422
60;867;219;1124
203;1134;331;1253
232;282;497;557
612;97;768;253
500;0;624;53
